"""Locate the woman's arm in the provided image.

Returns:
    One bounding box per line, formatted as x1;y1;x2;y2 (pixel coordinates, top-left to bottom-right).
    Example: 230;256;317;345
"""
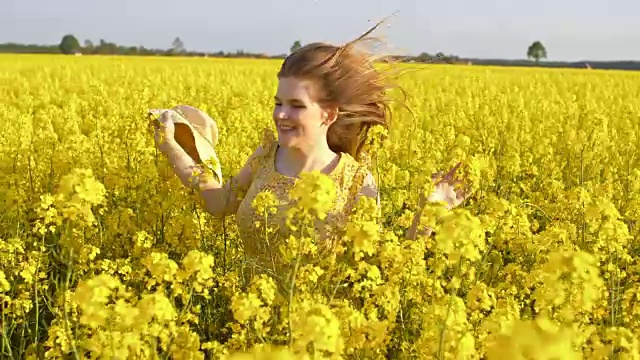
405;201;434;240
356;171;380;208
356;163;470;241
162;139;257;218
356;171;433;240
152;108;260;218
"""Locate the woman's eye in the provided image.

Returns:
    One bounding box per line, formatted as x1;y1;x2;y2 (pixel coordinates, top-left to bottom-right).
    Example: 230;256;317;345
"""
273;101;305;109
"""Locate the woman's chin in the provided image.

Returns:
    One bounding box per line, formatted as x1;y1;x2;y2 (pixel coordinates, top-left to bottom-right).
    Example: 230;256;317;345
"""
276;130;297;147
277;139;295;148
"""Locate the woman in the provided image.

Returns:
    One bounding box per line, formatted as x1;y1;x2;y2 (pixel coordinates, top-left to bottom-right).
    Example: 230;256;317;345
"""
151;23;470;274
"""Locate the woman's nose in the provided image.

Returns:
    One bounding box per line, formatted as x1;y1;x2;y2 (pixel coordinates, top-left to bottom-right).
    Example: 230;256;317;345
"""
276;108;288;119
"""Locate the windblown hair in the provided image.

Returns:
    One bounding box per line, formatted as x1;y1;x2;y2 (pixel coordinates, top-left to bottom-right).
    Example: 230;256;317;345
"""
277;20;404;161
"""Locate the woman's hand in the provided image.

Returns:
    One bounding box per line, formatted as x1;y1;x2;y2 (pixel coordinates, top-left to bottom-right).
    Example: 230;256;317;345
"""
148;109;178;155
420;162;473;210
407;162;473;240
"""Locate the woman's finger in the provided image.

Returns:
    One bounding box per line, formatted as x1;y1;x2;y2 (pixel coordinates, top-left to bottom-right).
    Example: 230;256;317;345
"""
443;162;462;181
456;186;474;200
148;108;166;118
150;109;175;125
148;117;160;129
157;111;170;125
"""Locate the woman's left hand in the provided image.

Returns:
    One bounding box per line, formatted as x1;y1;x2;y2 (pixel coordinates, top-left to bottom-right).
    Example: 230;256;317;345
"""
420;162;473;210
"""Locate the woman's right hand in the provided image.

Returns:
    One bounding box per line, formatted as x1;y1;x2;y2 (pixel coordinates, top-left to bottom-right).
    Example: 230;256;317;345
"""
148;109;178;155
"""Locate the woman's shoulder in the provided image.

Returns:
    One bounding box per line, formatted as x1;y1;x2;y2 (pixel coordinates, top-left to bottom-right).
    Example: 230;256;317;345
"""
231;127;277;191
260;127;278;149
337;153;379;211
339;151;370;175
337;153;375;193
245;127;278;166
254;127;278;156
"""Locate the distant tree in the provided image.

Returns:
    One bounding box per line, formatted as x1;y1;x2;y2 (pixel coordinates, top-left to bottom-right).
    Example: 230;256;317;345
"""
415;52;433;62
58;34;81;54
290;40;302;54
527;41;547;63
172;37;185;53
83;39;94;53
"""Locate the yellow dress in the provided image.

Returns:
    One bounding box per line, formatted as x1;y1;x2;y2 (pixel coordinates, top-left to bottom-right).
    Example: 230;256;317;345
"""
235;128;373;277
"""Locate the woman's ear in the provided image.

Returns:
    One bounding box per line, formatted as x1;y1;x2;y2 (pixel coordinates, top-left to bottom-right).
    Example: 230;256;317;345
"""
322;107;338;126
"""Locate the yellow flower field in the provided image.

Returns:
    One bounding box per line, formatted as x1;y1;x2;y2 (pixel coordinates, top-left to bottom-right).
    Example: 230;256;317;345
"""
1;53;639;359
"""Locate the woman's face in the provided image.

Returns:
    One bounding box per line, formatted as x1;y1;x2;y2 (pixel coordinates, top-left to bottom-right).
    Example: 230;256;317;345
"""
273;77;335;150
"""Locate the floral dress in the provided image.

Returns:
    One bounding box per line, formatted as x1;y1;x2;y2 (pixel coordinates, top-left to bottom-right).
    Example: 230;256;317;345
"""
234;128;374;278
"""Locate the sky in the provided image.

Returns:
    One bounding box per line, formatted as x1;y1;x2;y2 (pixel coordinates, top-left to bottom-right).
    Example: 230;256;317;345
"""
2;0;640;62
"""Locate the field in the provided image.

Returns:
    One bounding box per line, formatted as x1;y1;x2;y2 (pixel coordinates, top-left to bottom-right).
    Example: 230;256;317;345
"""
1;53;640;359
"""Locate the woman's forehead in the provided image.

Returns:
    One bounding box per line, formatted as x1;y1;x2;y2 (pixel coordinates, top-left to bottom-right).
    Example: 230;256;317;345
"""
275;77;317;101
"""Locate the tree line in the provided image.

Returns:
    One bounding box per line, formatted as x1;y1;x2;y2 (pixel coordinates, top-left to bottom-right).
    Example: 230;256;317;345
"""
0;35;278;59
0;34;545;64
2;34;639;71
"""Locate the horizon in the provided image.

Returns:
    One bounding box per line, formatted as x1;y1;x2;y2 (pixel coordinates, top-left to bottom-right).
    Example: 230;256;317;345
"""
3;0;640;62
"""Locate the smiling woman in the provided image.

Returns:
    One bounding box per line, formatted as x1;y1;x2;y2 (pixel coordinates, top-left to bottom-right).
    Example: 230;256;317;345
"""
272;77;339;171
150;19;470;278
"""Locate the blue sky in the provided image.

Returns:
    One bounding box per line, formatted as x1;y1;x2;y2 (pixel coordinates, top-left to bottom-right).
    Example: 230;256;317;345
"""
3;0;639;61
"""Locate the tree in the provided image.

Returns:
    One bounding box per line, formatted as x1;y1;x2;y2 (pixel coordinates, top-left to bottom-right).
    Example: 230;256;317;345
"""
527;41;547;63
416;52;434;62
83;39;94;53
58;34;81;54
290;40;302;54
172;37;185;53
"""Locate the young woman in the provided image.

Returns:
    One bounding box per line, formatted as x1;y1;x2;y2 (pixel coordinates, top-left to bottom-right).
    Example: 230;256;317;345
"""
151;23;470;273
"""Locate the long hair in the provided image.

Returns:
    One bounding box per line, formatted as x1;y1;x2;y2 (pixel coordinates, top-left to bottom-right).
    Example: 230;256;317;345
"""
277;19;405;161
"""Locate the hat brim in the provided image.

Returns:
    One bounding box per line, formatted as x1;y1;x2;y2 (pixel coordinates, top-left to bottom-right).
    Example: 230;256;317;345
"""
173;105;219;148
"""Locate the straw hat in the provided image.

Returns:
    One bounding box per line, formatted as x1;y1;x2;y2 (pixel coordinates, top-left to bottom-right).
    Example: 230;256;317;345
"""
148;105;222;184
